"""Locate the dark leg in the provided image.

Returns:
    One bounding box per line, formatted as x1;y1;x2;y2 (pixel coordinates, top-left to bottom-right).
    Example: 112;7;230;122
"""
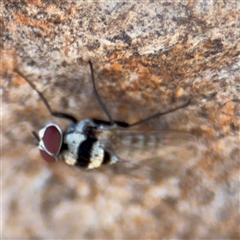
88;61;114;125
128;99;191;127
88;61;191;128
15;69;77;123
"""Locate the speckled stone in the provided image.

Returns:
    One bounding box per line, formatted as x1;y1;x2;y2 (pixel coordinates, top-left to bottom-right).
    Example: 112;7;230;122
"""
2;1;240;239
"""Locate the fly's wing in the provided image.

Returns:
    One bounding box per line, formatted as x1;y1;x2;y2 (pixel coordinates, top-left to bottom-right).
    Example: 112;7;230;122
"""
95;128;200;180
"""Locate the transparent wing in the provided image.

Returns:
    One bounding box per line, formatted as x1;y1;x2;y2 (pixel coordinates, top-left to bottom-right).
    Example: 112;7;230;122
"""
95;128;200;179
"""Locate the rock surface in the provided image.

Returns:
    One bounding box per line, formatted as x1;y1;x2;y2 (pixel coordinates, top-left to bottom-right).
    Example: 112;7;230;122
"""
2;1;240;239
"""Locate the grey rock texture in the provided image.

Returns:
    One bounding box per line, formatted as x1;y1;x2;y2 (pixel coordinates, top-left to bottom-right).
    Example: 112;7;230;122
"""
1;1;240;239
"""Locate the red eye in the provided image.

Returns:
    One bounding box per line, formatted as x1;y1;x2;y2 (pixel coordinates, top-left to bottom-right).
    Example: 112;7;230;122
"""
38;124;62;162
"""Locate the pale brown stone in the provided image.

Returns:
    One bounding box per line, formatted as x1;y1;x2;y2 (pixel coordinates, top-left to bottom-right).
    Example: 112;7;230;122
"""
2;1;240;239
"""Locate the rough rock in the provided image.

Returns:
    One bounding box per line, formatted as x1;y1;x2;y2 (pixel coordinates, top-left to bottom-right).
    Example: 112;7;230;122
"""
1;1;240;239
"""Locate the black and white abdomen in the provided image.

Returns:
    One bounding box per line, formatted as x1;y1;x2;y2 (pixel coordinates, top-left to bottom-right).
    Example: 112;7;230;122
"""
61;119;118;169
77;138;117;169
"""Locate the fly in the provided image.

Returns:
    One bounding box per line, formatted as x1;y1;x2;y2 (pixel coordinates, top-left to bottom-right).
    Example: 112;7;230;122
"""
15;61;193;170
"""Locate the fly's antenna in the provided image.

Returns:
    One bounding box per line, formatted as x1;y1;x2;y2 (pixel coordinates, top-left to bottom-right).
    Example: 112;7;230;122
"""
32;131;40;142
128;99;191;128
14;68;77;123
89;61;114;125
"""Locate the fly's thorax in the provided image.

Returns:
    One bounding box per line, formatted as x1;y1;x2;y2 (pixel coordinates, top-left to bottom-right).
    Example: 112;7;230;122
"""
65;118;97;133
61;119;93;165
62;130;86;165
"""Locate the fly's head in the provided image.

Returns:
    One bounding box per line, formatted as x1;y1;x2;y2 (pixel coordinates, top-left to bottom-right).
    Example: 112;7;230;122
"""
33;123;63;162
